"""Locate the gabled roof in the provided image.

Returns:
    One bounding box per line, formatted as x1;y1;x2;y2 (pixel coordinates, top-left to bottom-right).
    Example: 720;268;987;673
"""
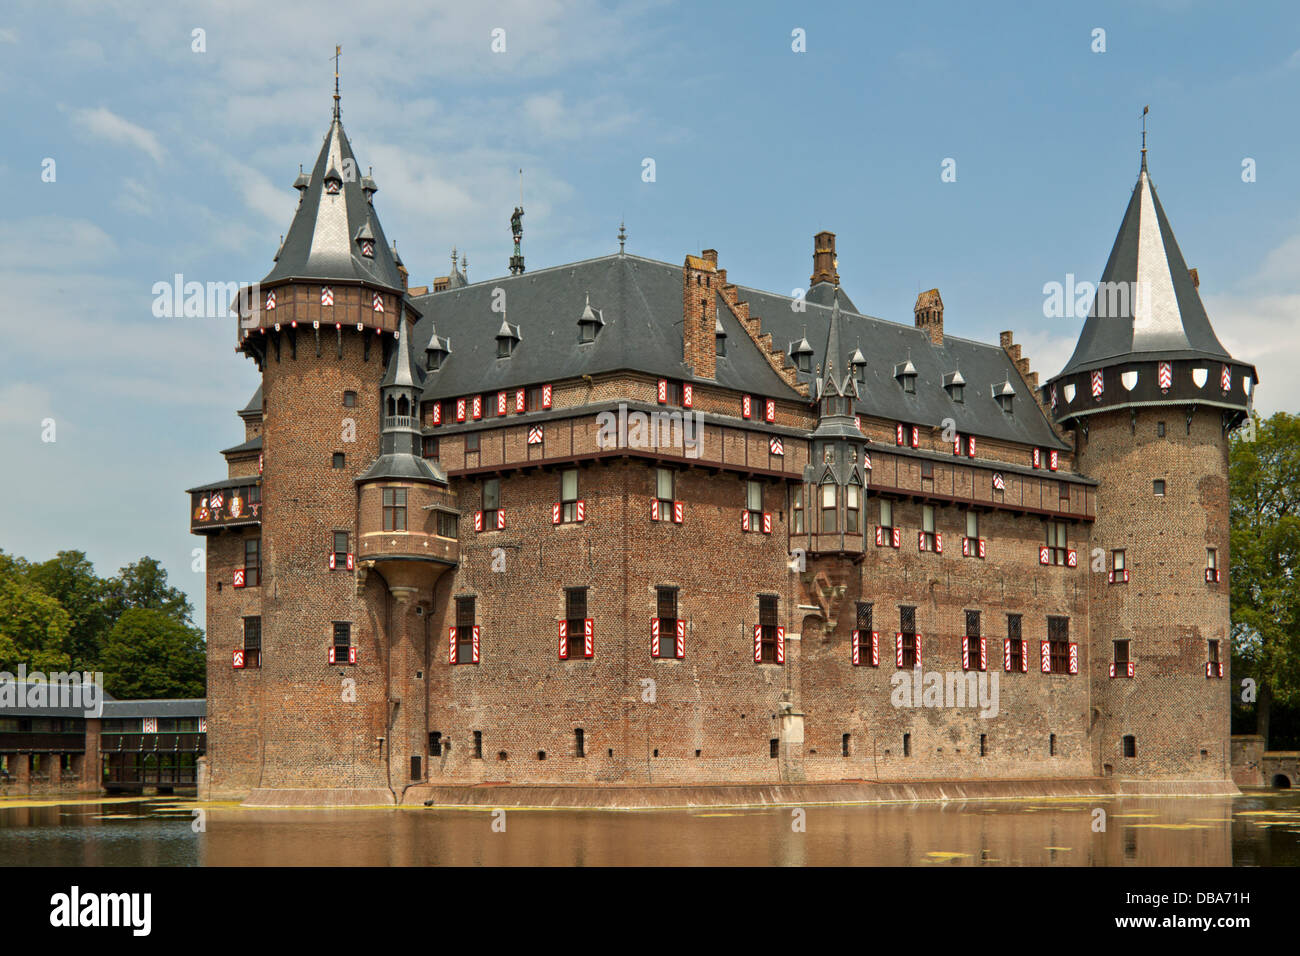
409;253;1065;448
1052;161;1233;379
260;115;404;291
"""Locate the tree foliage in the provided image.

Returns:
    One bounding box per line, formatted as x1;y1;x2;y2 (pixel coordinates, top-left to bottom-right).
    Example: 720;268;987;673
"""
98;608;206;700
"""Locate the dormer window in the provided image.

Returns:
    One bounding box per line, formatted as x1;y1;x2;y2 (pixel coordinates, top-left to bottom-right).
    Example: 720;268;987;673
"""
578;293;604;344
994;379;1016;414
895;359;917;394
324;165;343;195
944;370;966;403
716;316;727;356
426;329;451;371
850;347;867;385
790;335;814;374
496;318;521;358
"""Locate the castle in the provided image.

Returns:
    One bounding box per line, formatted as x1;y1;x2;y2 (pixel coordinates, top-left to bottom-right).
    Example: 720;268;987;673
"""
189;96;1256;802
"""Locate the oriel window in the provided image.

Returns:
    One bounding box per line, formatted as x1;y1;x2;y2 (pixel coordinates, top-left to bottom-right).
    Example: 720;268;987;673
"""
382;488;407;532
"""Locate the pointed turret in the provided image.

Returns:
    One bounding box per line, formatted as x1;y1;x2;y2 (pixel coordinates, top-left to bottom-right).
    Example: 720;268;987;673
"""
1047;157;1256;425
260;115;405;292
361;317;446;483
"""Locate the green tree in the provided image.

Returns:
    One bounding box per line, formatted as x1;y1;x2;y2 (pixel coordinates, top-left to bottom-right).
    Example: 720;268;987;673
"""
104;557;196;625
26;550;111;671
1230;410;1300;745
99;608;205;700
0;571;73;674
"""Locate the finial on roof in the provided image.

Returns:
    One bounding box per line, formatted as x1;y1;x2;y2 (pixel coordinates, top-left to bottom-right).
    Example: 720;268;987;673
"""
618;220;627;255
461;253;468;279
332;45;342;121
1141;104;1149;171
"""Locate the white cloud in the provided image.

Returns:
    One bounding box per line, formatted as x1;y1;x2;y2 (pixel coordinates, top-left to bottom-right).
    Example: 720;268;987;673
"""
0;216;117;270
69;106;165;164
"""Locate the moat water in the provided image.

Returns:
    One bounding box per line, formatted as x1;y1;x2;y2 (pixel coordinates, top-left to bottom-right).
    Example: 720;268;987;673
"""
1;791;1298;866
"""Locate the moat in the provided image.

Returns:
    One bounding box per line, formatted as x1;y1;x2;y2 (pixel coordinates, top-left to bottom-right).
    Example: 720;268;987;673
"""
1;791;1297;866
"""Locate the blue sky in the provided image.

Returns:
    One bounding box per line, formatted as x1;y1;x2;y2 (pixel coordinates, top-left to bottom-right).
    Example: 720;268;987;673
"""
2;0;1297;625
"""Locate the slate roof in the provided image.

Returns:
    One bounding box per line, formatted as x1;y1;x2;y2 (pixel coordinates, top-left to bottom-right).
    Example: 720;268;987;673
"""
239;386;263;418
186;476;259;494
409;253;1066;449
0;684;114;718
102;698;207;719
356;453;447;484
1052;162;1234;379
260;116;405;292
221;435;262;456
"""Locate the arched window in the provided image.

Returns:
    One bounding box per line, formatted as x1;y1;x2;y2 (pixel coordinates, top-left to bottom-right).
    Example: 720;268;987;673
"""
397;395;410;416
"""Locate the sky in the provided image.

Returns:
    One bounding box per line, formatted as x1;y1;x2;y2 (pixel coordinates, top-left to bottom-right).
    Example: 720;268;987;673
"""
1;0;1297;626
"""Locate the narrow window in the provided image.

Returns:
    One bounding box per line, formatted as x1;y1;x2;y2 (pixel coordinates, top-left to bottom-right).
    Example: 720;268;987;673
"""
1153;479;1166;496
244;537;261;586
1046;520;1068;565
1050;733;1057;756
1208;639;1220;666
333;452;345;469
903;733;912;757
758;594;780;663
332;621;352;664
1123;735;1137;758
1048;616;1069;673
921;505;936;550
979;734;987;757
879;498;894;530
965;610;982;670
1114;639;1130;669
900;605;917;668
965;510;978;541
332;531;349;567
1113;549;1126;572
1007;614;1023;671
921;461;933;480
856;602;872;633
481;479;499;527
466;432;481;453
656;468;675;514
473;731;483;759
1059;480;1070;501
561;468;580;522
410;756;422;780
423;435;439;459
747;479;765;528
791;485;804;534
1157;421;1166;437
575;729;585;758
845;483;861;533
454;596;475;663
655;586;679;660
242;616;261;669
429;732;442;757
343;390;357;407
1206;548;1218;572
842;734;851;757
382;487;407;532
770;739;779;759
564;587;587;659
820;481;837;533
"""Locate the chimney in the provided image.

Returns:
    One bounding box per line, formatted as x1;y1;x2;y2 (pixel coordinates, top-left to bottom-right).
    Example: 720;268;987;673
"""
914;288;944;346
1189;267;1199;289
810;231;839;287
683;251;719;380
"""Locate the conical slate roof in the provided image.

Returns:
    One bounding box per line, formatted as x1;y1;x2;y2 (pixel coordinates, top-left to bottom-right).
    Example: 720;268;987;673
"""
261;115;404;291
1054;162;1232;378
380;313;419;388
817;287;857;400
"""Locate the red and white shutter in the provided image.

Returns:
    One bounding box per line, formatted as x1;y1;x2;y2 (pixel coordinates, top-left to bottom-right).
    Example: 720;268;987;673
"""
496;509;506;530
232;649;245;669
472;395;482;419
558;621;569;660
1039;546;1050;565
762;512;772;534
233;568;246;588
474;511;483;532
1068;642;1079;675
1127;661;1135;678
1109;661;1117;678
765;399;776;423
471;625;480;664
329;552;337;570
963;537;970;557
754;624;762;663
1003;639;1012;672
742;511;751;532
497;391;507;415
962;636;970;670
674;620;685;659
683;384;693;408
1067;549;1078;568
515;389;526;413
978;539;986;558
871;632;880;666
1021;643;1029;673
576;500;586;522
967;436;976;457
896;423;904;446
895;633;904;667
650;500;660;522
456;398;466;422
775;626;785;664
372;291;384;313
953;435;962;456
892;528;901;549
346;553;354;570
432;403;442;426
852;630;861;665
651;618;661;658
918;530;926;552
980;636;987;670
552;503;562;524
935;532;943;554
657;379;668;404
673;501;684;524
542;384;553;409
1049;450;1059;471
1041;641;1051;673
1032;447;1041;469
742;395;752;419
910;426;920;448
876;527;884;546
915;633;923;668
583;619;594;659
448;626;458;664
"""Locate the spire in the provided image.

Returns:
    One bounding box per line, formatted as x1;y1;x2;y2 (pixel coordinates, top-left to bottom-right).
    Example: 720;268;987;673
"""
1140;104;1148;172
1053;152;1233;379
332;45;342;121
260;104;404;291
618;220;627;255
381;312;416;388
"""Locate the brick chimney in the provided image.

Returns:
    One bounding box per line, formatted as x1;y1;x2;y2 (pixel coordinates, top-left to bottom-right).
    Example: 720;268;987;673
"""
683;251;719;380
914;288;943;346
810;231;839;287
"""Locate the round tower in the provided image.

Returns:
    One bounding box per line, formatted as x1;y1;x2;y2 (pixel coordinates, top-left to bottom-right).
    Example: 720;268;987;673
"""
222;96;443;797
1045;154;1257;784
